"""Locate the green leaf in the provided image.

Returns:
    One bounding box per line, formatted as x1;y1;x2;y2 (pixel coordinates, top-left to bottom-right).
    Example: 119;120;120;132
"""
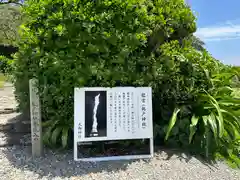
207;113;218;141
43;126;54;145
51;126;63;146
216;86;233;96
207;94;224;137
61;127;69;148
189;115;199;143
218;98;240;106
165;108;181;141
204;125;210;158
224;121;238;141
221;109;240;134
202;116;208;126
42;120;56;127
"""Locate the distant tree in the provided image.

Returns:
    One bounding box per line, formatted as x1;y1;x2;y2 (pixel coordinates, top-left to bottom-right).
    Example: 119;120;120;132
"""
232;66;240;87
191;35;205;51
0;0;23;6
0;3;21;74
0;4;22;46
187;34;205;51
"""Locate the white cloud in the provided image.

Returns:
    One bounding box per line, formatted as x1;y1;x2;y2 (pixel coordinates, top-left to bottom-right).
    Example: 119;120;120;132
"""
195;21;240;42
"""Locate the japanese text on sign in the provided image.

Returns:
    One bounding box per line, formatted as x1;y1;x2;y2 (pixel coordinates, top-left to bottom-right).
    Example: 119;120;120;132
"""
140;92;147;129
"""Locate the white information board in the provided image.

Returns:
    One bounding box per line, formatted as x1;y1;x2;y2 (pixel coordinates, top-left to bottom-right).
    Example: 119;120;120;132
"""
74;87;153;161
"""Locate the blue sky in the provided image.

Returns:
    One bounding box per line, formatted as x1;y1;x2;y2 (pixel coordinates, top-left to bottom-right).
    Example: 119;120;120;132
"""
191;0;240;66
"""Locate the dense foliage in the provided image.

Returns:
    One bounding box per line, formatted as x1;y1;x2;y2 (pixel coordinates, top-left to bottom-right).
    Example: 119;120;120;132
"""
165;65;240;168
14;0;196;146
0;0;23;6
0;4;22;46
0;45;17;74
13;0;239;167
0;55;8;73
0;4;21;74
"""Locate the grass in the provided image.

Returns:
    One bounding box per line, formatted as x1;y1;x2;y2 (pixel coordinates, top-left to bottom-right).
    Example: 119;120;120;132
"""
0;73;6;88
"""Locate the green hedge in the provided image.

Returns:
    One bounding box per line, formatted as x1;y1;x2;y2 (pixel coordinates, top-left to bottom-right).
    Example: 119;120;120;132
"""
13;0;196;146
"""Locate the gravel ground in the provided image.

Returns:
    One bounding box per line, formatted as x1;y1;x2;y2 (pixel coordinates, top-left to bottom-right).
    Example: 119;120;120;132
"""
0;145;239;180
0;83;17;111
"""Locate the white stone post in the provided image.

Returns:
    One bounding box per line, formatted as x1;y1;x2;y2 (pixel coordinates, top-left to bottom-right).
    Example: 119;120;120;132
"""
29;78;43;157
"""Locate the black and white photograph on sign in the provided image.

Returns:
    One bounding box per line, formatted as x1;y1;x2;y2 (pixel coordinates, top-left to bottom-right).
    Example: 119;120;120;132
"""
85;91;107;138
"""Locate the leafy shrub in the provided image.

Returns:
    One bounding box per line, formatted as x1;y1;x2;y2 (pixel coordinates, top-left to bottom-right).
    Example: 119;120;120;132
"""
14;0;196;148
0;55;12;74
0;55;7;73
165;69;240;168
152;43;222;142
